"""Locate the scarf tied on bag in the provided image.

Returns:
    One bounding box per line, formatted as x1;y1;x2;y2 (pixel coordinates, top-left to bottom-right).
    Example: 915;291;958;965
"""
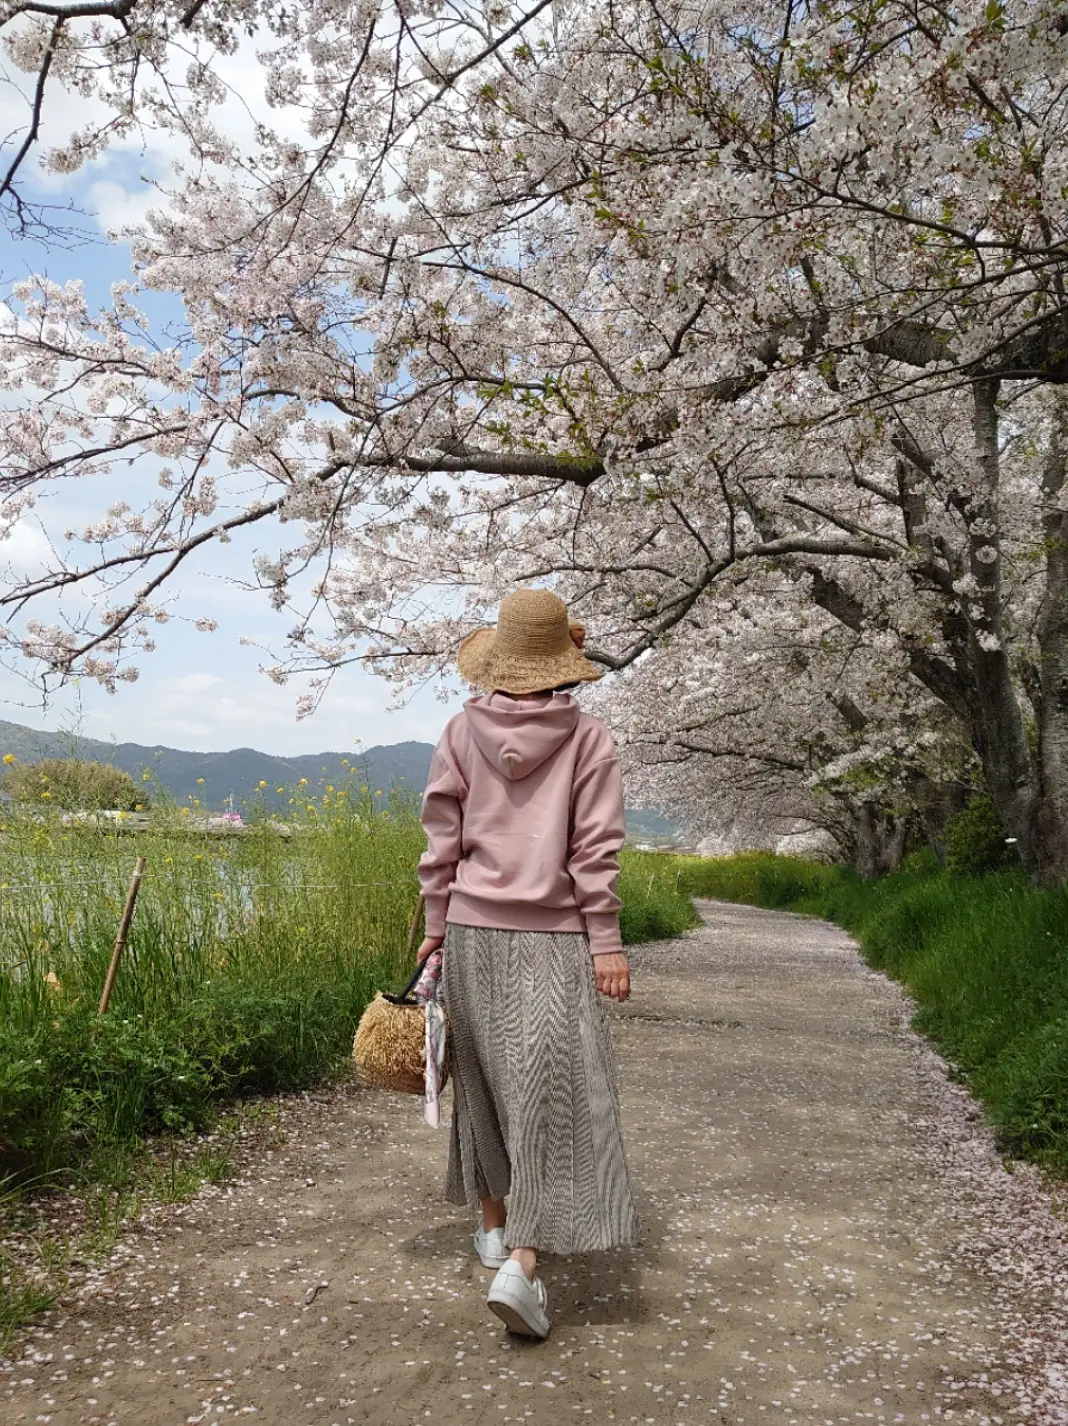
413;949;446;1127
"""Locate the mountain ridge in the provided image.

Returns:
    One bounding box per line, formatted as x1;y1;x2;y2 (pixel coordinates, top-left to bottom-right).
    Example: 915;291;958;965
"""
0;717;679;838
0;717;433;811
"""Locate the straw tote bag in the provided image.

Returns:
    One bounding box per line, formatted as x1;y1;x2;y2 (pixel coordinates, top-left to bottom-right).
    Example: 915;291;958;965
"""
352;893;450;1096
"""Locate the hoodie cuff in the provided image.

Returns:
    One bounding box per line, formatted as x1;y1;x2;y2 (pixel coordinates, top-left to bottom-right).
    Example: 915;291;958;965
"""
585;911;623;956
424;894;449;940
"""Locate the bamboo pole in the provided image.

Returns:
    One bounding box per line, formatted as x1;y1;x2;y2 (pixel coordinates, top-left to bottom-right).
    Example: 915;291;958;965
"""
98;856;146;1015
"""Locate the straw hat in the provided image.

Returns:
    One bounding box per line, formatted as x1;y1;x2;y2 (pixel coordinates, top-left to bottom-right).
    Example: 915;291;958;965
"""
457;589;603;695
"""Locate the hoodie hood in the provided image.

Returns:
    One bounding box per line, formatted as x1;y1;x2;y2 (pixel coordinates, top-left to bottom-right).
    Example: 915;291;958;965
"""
463;692;580;780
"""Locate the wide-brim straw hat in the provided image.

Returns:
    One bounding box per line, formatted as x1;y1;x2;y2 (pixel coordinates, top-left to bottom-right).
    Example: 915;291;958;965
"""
457;589;603;695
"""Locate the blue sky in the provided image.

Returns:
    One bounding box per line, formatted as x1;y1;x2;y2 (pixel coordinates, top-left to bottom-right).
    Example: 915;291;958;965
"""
0;91;460;757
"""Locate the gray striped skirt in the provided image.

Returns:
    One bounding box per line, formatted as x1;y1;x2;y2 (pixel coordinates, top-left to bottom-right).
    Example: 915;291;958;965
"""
442;923;638;1255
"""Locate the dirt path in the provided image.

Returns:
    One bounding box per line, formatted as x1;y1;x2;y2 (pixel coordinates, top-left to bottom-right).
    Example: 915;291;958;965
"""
4;899;1068;1426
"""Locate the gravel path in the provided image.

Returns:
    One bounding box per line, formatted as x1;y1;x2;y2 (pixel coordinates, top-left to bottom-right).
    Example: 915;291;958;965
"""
4;899;1068;1425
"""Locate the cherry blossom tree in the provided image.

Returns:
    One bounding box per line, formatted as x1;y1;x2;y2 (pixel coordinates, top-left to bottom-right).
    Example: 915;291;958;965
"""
1;1;1067;879
589;588;977;877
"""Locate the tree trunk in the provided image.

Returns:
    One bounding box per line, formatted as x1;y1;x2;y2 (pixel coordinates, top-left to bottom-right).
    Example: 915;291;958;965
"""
886;387;1066;883
1033;397;1068;884
777;389;1068;885
886;815;909;875
955;384;1059;880
908;776;969;864
853;801;909;881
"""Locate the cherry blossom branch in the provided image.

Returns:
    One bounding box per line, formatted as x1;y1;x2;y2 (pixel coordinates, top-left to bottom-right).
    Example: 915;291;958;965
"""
0;15;62;218
2;459;349;665
0;1;136;16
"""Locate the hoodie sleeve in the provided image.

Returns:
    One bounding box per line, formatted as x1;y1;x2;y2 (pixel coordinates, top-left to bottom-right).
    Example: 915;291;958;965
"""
418;734;467;939
568;751;626;956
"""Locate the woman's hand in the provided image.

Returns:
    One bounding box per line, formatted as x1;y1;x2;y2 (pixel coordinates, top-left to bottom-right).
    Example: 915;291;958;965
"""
416;935;445;965
594;952;631;1002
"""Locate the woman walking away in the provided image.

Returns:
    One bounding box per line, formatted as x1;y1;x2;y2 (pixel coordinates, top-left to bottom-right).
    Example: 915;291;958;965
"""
415;588;638;1340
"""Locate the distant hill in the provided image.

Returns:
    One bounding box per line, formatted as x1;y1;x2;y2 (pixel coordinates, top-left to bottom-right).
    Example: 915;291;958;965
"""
0;718;430;812
0;717;680;838
623;805;681;842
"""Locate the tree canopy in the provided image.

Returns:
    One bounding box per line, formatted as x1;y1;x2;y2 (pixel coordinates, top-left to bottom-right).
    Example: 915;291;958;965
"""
0;756;145;809
0;1;1066;876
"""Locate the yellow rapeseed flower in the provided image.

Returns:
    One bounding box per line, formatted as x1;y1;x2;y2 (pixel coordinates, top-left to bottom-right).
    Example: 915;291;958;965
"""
196;777;205;785
142;770;151;781
375;789;382;797
299;778;308;786
276;786;284;793
2;752;15;764
180;807;190;816
258;780;267;789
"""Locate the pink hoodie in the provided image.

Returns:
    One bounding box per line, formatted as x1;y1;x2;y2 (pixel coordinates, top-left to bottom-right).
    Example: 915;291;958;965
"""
418;692;625;955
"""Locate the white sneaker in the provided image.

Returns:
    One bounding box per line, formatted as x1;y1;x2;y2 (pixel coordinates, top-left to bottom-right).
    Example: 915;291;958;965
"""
486;1260;550;1339
474;1225;509;1269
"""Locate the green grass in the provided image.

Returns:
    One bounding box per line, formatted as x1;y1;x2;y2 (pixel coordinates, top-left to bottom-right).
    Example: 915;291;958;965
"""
1;783;429;1181
672;849;842;910
0;1251;56;1355
674;849;1068;1176
619;850;700;945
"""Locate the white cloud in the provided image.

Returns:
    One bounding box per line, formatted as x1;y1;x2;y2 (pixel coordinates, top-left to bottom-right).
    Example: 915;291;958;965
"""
0;517;53;577
86;178;164;236
163;672;227;697
95;667;449;752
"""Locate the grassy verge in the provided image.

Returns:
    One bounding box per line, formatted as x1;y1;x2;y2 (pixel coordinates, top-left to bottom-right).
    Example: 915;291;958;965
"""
1;787;428;1183
0;1096;280;1355
673;850;1068;1177
619;850;700;945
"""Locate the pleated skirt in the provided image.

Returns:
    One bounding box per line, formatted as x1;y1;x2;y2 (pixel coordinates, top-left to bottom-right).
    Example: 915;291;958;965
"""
442;923;638;1255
